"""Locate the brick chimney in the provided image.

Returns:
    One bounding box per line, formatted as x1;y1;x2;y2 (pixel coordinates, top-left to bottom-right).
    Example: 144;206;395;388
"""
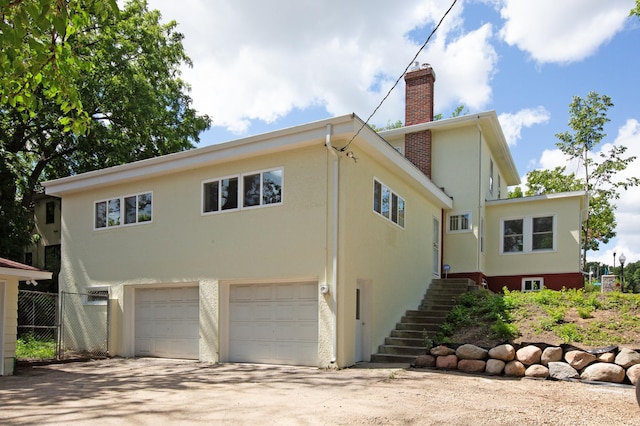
404;63;436;178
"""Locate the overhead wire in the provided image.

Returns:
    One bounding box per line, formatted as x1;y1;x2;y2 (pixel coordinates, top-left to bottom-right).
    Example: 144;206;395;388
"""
340;0;458;152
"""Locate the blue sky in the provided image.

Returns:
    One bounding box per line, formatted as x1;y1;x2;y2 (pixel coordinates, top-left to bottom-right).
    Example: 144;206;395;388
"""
146;0;640;268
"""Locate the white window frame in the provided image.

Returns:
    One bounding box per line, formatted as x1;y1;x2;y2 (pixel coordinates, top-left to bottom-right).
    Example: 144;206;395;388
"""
94;191;153;230
373;178;405;229
500;214;557;254
447;211;472;233
522;277;544;292
201;168;284;215
489;159;494;194
83;286;110;305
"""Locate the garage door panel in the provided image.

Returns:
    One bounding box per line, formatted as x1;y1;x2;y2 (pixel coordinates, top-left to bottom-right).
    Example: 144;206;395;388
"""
229;282;318;366
135;287;199;360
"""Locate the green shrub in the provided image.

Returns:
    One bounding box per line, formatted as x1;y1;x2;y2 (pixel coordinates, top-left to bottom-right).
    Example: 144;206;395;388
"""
577;306;593;319
16;333;56;360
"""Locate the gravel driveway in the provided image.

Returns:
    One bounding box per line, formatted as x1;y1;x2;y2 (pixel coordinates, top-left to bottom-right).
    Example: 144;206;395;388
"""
0;358;638;425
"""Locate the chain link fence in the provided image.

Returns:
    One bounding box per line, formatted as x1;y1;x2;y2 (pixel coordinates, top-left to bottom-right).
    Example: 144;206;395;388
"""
59;291;110;359
16;290;110;361
17;290;58;360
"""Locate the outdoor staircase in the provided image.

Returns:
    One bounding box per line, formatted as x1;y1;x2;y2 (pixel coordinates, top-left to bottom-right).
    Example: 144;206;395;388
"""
369;278;478;363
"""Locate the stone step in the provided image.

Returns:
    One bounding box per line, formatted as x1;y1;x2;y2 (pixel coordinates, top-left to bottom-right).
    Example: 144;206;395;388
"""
390;329;425;339
405;310;448;319
400;316;445;326
376;344;426;356
369;353;417;364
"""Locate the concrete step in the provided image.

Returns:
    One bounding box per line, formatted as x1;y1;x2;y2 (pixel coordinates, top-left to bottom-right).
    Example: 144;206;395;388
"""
384;337;425;347
370;353;418;363
395;322;442;332
377;345;426;356
390;329;425;339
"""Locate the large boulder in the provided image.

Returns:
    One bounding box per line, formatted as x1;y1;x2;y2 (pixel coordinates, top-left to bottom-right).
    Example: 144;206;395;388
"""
516;345;542;366
488;344;515;362
436;354;458;370
412;355;436;368
525;364;549;379
541;347;563;366
548;362;579;380
458;359;486;373
485;359;505;375
564;350;596;370
627;364;640;385
615;348;640;369
431;345;456;357
504;360;526;377
456;344;488;360
581;363;626;383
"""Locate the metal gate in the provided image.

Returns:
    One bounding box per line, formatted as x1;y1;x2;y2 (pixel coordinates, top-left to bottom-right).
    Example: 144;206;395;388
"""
17;290;110;360
59;291;110;359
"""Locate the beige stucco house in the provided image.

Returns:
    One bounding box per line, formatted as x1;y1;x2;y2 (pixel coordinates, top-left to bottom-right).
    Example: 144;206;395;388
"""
43;65;587;368
0;257;52;375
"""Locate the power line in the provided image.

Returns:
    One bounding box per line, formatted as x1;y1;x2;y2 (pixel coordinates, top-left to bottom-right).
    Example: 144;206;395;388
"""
340;0;458;151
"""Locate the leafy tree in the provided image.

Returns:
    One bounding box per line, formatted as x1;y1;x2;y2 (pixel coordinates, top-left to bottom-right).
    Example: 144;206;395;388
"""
0;0;118;133
369;119;403;132
555;92;639;270
507;186;523;198
632;0;640;18
434;105;467;121
0;0;211;260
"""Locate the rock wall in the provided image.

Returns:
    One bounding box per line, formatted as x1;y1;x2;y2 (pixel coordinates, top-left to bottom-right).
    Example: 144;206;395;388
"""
412;343;640;385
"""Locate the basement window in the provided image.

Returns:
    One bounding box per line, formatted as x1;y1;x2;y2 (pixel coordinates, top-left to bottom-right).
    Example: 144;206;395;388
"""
522;278;543;292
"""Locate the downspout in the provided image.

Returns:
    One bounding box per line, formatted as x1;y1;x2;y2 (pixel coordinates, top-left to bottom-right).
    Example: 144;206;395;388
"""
325;124;338;365
476;119;483;275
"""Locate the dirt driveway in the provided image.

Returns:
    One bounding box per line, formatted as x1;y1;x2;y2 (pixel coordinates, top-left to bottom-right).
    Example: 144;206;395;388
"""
0;358;638;425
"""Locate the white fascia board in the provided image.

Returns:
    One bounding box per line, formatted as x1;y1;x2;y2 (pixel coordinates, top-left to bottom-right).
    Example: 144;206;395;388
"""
43;114;356;196
486;190;588;207
0;268;53;280
352;118;453;209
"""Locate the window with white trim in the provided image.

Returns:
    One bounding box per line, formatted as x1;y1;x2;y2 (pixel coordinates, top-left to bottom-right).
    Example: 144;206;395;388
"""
501;215;556;254
489;159;494;194
373;179;405;228
202;168;283;214
447;211;472;233
84;286;110;305
95;192;152;229
522;277;543;292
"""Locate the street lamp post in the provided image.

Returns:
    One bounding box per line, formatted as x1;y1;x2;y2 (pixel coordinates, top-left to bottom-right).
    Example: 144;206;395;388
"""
620;253;626;291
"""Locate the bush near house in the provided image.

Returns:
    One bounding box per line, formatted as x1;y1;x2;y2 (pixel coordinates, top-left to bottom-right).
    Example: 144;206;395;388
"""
16;333;56;360
438;288;640;349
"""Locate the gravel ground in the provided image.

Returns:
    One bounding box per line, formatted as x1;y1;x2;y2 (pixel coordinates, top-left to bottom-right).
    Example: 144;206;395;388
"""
0;358;638;425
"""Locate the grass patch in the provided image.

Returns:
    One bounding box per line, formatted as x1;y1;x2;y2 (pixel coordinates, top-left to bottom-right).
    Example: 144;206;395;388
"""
16;334;56;360
438;288;640;349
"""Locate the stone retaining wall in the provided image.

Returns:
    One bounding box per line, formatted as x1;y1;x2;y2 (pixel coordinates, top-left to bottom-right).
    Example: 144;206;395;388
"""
412;343;640;385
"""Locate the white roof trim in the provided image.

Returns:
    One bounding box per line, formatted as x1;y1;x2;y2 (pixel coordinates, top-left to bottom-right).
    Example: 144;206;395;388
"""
0;268;53;280
486;190;588;206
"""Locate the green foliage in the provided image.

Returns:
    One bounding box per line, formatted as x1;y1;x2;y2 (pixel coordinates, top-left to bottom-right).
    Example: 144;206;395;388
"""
525;167;583;196
0;0;211;259
553;92;639;267
369;120;403;132
508;186;524;198
632;0;640;17
434;289;518;344
16;333;56;360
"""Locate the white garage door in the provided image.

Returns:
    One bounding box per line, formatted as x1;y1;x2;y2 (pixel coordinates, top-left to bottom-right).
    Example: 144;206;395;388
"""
229;282;318;366
135;287;199;359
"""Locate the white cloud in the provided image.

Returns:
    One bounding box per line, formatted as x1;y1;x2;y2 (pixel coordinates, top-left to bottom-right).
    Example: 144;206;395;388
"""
496;0;631;64
498;106;550;146
146;0;497;134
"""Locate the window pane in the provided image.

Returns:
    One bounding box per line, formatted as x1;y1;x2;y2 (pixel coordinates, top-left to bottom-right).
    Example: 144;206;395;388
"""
391;193;398;223
138;193;152;222
461;214;469;230
450;215;459;231
243;174;261;207
124;196;137;224
221;178;238;210
95;201;107;228
108;199;120;226
373;181;381;213
203;181;219;212
46;201;55;224
381;186;390;218
398;198;405;227
263;170;282;204
533;216;553;233
503;219;523;252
